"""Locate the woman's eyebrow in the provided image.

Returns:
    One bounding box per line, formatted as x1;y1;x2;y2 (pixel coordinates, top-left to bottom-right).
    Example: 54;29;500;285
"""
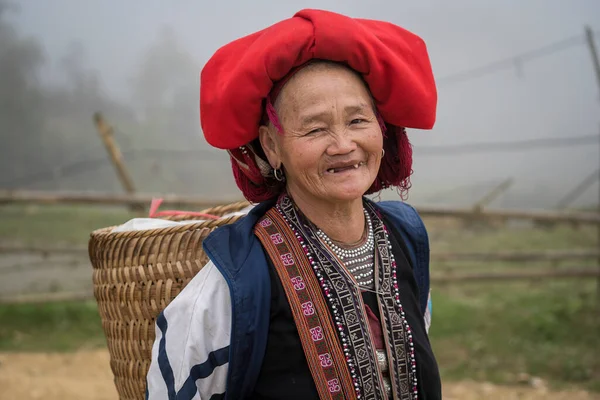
298;103;371;125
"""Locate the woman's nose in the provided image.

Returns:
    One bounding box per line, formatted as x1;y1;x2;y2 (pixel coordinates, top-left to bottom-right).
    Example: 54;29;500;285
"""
326;129;358;155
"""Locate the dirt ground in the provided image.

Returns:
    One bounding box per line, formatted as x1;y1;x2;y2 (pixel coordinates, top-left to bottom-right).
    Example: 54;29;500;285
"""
0;350;598;400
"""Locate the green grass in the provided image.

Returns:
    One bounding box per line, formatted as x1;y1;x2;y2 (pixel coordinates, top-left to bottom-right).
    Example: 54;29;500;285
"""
423;219;600;391
425;218;597;252
0;204;136;245
0;301;106;352
429;281;600;392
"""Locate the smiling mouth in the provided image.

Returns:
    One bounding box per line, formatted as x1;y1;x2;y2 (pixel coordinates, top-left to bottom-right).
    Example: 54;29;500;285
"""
326;161;366;174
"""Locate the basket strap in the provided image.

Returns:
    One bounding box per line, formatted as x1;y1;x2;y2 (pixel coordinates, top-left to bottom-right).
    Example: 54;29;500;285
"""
254;208;355;400
149;198;220;220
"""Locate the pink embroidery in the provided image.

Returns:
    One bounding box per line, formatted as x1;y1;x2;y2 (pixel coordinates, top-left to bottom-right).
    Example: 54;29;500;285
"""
270;233;283;244
259;218;272;227
310;326;324;341
281;253;294;266
319;353;333;367
301;301;315;316
291;276;305;291
327;379;341;393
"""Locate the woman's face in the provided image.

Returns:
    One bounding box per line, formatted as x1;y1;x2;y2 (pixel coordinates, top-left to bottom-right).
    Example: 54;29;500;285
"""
259;63;384;205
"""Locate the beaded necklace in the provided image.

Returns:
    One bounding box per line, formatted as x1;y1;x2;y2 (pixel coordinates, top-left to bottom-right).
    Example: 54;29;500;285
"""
315;208;376;288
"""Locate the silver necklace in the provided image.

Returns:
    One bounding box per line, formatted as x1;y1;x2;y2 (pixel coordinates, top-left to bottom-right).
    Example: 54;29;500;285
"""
316;208;375;287
316;208;374;258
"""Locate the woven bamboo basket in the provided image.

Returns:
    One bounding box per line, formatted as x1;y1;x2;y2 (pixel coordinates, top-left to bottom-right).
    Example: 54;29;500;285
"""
88;201;250;400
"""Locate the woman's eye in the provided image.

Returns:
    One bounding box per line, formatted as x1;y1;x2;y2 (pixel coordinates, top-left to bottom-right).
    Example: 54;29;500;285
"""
307;128;324;135
351;118;366;124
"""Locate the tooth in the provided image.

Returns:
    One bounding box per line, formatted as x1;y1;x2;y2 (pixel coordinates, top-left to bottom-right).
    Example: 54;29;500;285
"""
327;169;334;173
354;164;359;169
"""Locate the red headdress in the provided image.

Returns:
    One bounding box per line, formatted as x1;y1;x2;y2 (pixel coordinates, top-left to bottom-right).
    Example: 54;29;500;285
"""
200;9;437;202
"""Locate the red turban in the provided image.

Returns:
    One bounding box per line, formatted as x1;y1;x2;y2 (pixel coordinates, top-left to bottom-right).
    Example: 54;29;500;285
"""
199;9;437;201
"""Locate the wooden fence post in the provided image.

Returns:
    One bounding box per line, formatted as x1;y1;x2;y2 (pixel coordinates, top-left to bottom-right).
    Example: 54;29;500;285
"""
92;112;142;212
584;26;600;304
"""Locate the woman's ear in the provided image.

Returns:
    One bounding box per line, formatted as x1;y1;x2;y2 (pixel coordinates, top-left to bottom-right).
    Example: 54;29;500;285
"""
258;125;281;168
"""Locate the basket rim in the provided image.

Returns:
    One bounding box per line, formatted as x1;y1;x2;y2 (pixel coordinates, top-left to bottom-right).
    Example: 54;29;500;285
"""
89;200;251;240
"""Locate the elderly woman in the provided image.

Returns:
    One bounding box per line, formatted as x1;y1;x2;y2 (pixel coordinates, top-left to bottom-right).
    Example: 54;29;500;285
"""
146;9;440;400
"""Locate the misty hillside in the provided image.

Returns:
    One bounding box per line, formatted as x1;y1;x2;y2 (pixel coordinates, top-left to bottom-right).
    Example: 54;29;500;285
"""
2;0;599;209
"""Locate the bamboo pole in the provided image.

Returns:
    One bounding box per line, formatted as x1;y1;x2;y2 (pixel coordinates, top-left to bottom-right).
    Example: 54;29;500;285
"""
432;268;599;283
2;243;600;263
555;168;600;210
92;113;143;212
2;189;600;224
1;269;598;304
432;249;600;262
417;205;600;225
92;114;136;192
584;26;600;304
0;291;93;305
0;244;88;256
0;189;239;210
93;113;136;194
472;178;514;212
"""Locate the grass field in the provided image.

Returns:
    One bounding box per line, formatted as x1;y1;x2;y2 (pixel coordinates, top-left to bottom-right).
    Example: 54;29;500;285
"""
0;204;598;392
0;204;135;245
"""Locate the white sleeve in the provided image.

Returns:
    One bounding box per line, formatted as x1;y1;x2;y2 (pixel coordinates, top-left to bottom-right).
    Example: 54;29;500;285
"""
146;260;232;400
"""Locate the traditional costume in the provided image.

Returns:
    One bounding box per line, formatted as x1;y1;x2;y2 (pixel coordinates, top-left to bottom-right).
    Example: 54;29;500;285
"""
146;9;441;400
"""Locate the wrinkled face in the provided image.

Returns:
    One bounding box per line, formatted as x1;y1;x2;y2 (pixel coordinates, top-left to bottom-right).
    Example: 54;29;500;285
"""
259;63;384;205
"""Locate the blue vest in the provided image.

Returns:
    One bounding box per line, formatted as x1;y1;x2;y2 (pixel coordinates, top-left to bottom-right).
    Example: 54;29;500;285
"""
202;200;430;400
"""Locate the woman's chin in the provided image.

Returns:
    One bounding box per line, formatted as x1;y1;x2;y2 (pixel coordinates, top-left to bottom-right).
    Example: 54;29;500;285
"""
322;183;372;203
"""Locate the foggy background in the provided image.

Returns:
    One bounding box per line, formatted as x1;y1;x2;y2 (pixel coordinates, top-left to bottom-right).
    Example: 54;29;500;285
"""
2;0;600;209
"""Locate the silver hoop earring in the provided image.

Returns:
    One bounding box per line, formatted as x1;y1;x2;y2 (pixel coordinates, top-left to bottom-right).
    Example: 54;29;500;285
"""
381;149;386;158
273;167;285;182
